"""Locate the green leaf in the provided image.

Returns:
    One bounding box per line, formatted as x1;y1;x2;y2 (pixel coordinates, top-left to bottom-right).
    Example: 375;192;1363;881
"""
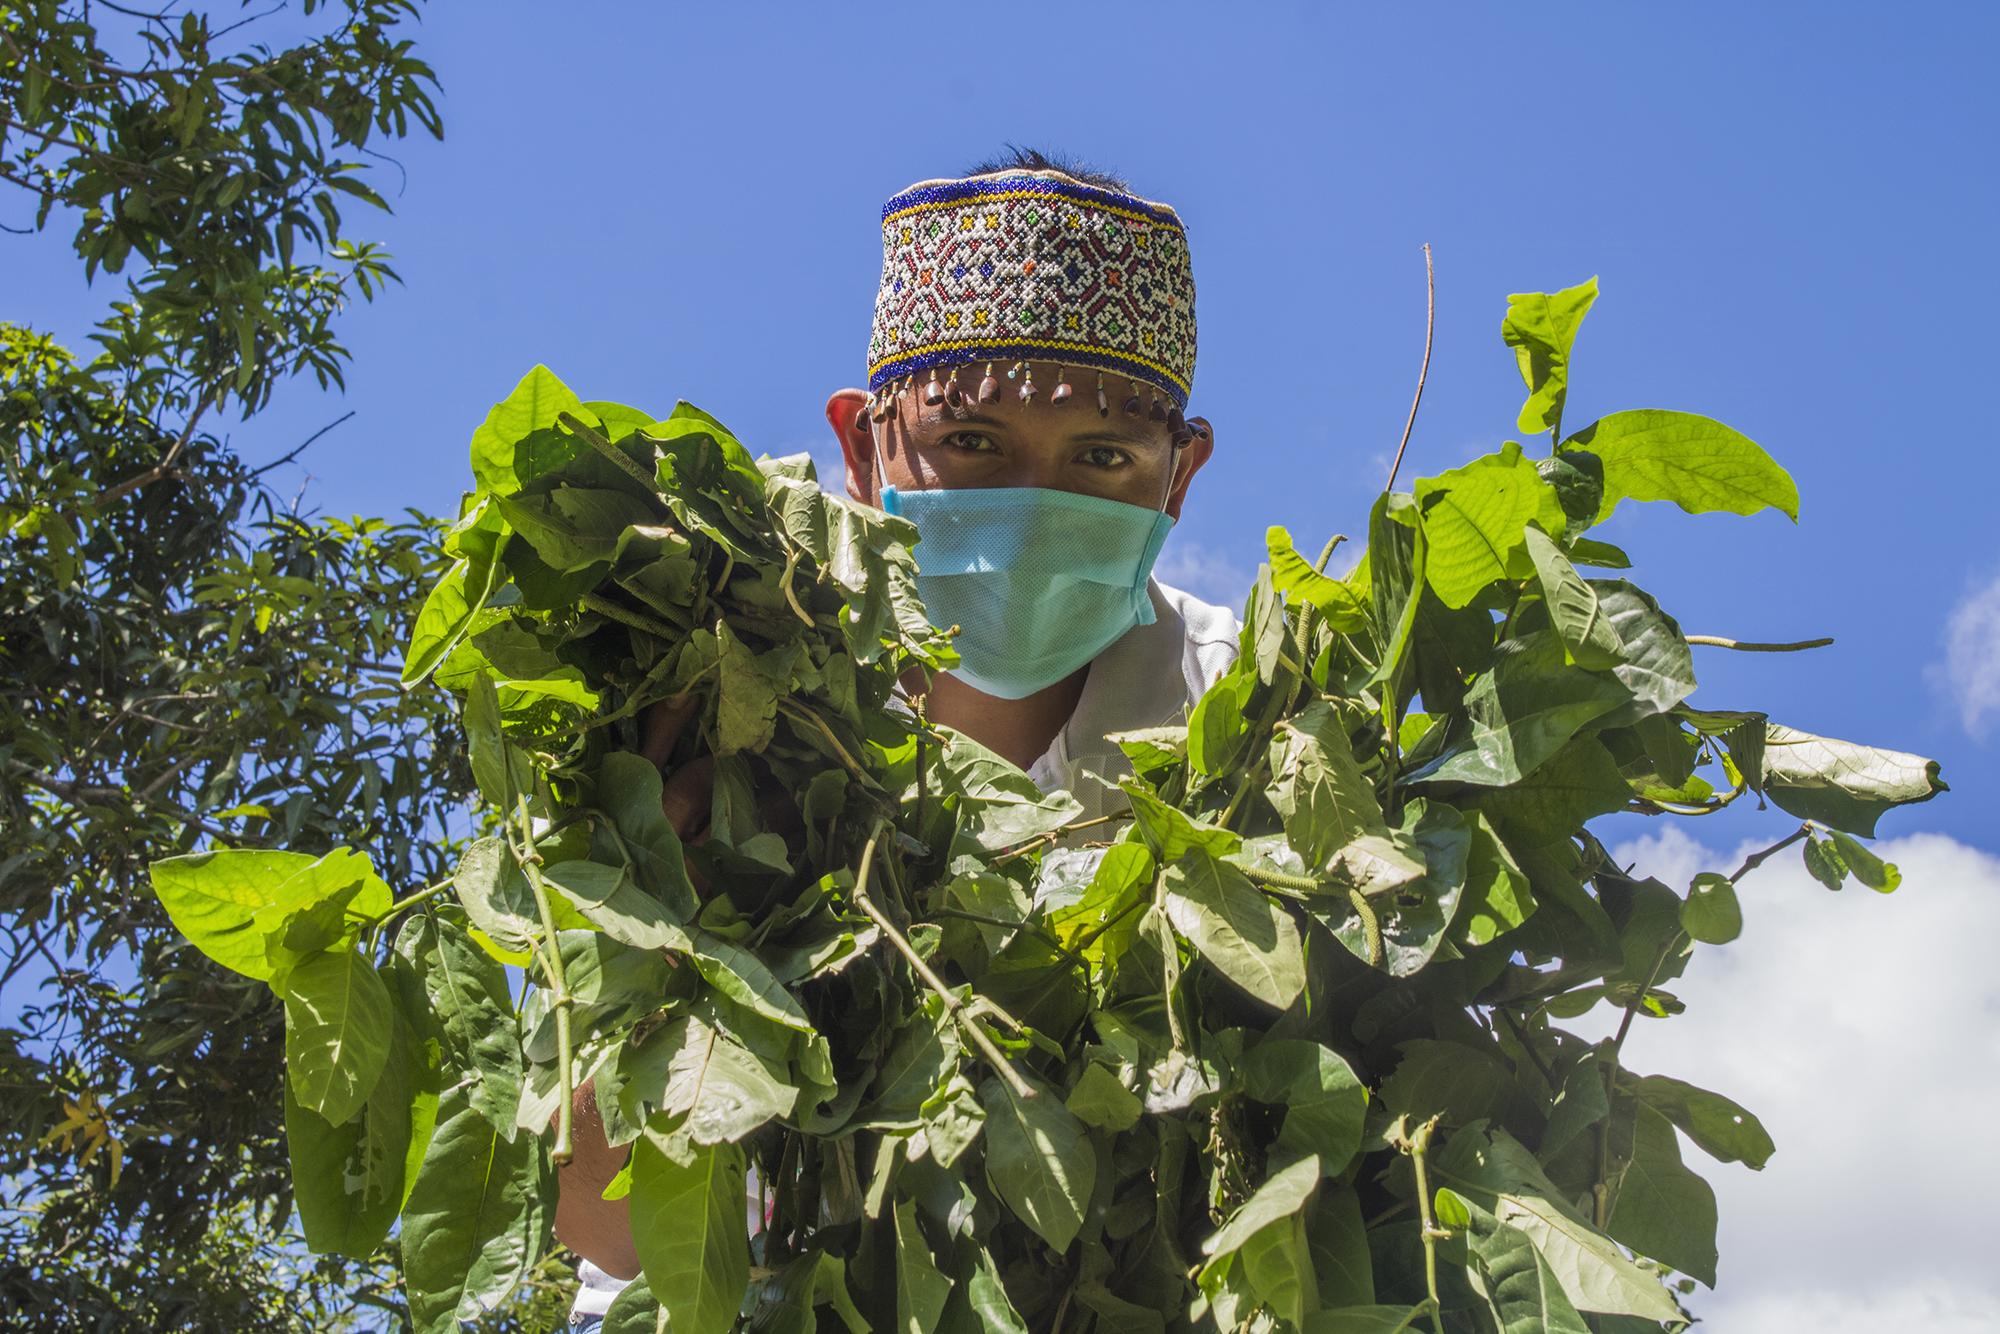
1417;633;1628;787
602;1276;664;1334
936;727;1085;850
470;365;584;496
1477;736;1634;845
592;752;700;922
894;1198;952;1334
1628;1073;1774;1170
1567;409;1798;522
714;620;780;755
1065;1062;1143;1131
451;836;539;955
466;674;537;810
149;847;389;982
286;1003;437;1258
1761;724;1946;836
1436;1127;1683;1322
1238;1211;1320;1327
1238;1039;1368;1173
980;1075;1096;1251
1803;832;1850;890
1457;812;1535;945
403;541;509;687
1162;851;1306;1010
1413;443;1568;610
1307;1186;1375;1306
1466;1209;1592;1334
1605;1101;1719;1287
1367;493;1426;686
1199;1154;1321;1262
1679;872;1741;945
395;911;522;1138
283;948;394;1127
401;1096;553;1334
1592;581;1696;721
1522;526;1621;670
1266;701;1391;868
638;1014;798;1144
1826;829;1901;892
1503;278;1598;434
630;1136;749;1334
1302;1305;1430;1333
1269;525;1366;629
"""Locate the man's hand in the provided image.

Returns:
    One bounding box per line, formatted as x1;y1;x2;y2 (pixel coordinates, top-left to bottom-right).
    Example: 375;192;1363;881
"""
553;1079;639;1279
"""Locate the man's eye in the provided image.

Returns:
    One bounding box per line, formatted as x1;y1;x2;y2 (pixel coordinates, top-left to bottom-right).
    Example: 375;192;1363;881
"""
1079;445;1132;469
942;431;1000;453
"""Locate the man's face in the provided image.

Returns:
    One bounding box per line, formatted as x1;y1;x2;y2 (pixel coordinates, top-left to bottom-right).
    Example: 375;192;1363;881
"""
823;369;1215;520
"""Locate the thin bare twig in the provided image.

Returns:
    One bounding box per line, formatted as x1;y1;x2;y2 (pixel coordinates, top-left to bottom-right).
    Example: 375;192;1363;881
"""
95;395;212;507
249;410;354;476
1383;243;1436;493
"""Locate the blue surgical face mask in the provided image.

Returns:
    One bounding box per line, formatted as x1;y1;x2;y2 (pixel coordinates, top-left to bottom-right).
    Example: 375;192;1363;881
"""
879;478;1176;700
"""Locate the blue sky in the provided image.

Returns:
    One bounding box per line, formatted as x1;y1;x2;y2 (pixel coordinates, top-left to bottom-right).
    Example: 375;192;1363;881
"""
11;3;1998;1324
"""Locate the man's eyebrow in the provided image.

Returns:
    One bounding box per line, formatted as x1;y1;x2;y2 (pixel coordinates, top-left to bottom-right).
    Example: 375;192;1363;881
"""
913;407;1165;447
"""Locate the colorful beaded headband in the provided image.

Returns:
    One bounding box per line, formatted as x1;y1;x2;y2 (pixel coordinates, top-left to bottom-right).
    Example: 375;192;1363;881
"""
864;168;1198;433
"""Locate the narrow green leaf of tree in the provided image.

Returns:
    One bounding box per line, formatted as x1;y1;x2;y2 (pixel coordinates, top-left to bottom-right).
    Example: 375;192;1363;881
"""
893;1198;952;1334
1567;409;1798;522
1162;851;1306;1009
980;1075;1096;1252
1503;278;1598;434
401;1095;553;1334
629;1136;750;1334
283;948;393;1127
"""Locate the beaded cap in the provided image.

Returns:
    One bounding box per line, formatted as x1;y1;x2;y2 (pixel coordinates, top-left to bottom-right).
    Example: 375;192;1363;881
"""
865;168;1197;419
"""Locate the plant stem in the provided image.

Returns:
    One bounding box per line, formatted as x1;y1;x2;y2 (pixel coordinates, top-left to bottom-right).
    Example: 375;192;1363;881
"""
512;794;576;1166
580;592;681;642
849;821;1035;1100
559;410;668;502
775;697;875;789
1408;1115;1446;1334
1383;243;1436;493
1684;634;1833;652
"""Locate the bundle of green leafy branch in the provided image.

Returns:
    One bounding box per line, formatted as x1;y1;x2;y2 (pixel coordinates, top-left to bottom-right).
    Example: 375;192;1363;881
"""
148;280;1944;1334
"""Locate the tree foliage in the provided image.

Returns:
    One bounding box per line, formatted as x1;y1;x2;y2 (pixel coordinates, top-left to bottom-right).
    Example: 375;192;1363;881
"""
0;3;463;1328
153;283;1942;1332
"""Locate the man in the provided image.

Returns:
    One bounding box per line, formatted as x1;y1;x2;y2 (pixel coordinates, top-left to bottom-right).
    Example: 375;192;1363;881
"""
558;147;1240;1329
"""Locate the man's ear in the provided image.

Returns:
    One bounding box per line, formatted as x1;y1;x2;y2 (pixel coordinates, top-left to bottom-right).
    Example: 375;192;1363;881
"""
822;389;877;505
1164;416;1215;521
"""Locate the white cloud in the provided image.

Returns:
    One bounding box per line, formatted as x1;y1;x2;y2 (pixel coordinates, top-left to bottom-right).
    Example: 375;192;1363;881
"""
1155;539;1256;609
1605;823;1713;891
1582;829;2000;1331
1938;571;2000;737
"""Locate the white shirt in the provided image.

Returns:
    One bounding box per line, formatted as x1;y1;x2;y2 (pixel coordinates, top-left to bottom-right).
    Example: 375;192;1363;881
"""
569;578;1239;1320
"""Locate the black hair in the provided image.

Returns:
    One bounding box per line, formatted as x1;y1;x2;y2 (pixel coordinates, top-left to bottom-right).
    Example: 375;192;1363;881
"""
959;144;1130;193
